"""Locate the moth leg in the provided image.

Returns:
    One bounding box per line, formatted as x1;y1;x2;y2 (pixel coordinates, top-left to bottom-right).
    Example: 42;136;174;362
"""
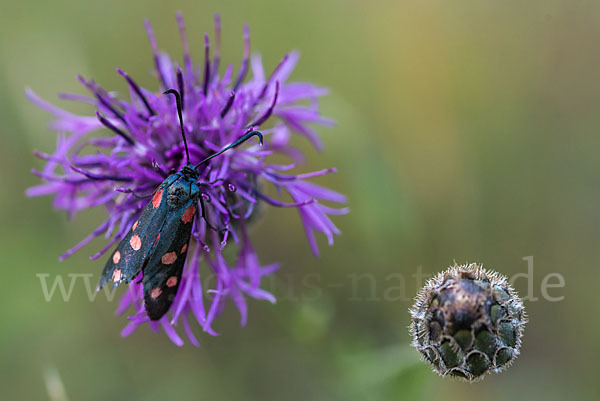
116;188;154;199
198;178;227;189
130;191;154;199
199;195;221;232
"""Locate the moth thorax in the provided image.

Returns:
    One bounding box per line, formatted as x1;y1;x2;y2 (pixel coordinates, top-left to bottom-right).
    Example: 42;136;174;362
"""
166;183;189;208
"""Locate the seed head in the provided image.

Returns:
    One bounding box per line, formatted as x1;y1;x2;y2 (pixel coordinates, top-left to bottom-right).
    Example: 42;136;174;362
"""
409;263;526;381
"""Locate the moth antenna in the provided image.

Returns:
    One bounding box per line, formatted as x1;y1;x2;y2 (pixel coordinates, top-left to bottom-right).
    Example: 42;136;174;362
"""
194;130;263;169
176;68;185;110
163;88;190;165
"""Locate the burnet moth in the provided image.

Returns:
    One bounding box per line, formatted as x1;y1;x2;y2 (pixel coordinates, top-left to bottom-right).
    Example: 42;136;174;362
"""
96;89;263;320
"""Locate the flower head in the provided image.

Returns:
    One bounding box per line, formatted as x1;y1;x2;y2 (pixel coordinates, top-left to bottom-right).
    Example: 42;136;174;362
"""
28;12;347;345
409;263;526;381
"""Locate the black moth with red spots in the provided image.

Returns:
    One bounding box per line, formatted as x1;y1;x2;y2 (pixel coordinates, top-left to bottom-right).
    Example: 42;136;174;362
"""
98;165;199;319
96;89;263;320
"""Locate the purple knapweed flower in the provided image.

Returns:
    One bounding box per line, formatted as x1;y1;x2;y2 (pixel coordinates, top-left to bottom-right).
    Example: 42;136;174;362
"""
27;13;347;345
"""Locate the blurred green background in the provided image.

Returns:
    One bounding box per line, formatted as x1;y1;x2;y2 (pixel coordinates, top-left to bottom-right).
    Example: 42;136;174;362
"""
1;0;597;400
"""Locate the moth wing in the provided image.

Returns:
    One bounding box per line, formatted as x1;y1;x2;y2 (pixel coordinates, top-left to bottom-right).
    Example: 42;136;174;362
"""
142;198;197;320
97;183;171;290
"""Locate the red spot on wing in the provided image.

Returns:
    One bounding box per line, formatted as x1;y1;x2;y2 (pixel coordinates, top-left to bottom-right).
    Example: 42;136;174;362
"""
182;205;195;223
166;276;178;287
180;243;187;254
112;250;121;264
152;189;163;208
112;268;122;282
132;220;139;231
153;233;161;246
151;287;162;299
161;252;177;265
130;235;142;250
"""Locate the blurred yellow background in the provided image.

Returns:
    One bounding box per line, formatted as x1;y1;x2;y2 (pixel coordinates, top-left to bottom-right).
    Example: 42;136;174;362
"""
1;0;597;400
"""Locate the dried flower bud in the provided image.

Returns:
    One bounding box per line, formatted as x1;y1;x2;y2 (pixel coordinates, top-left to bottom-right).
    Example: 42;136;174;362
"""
409;263;526;381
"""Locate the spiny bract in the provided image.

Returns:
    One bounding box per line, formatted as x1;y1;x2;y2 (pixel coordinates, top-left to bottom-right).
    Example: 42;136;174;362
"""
409;263;526;381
